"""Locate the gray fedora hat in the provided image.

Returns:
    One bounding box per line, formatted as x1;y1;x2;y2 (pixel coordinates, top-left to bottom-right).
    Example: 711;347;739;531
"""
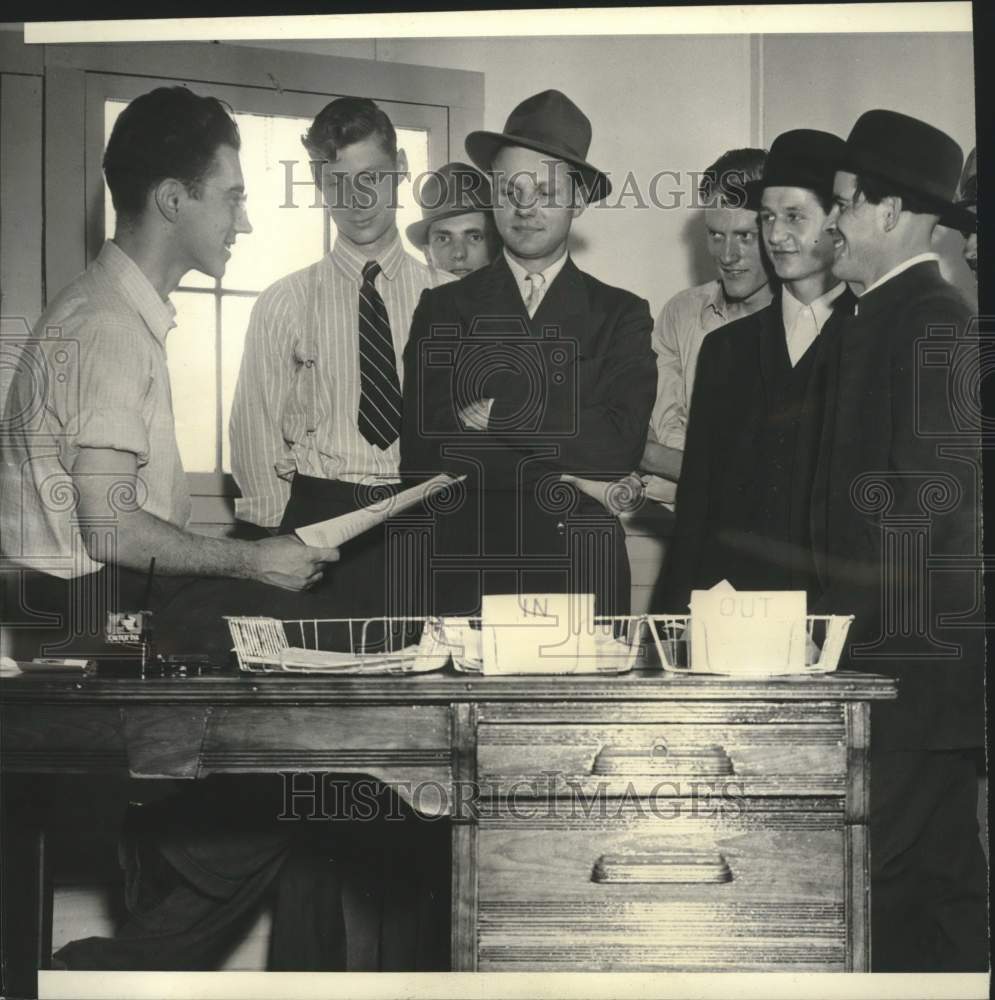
406;161;492;248
465;89;611;202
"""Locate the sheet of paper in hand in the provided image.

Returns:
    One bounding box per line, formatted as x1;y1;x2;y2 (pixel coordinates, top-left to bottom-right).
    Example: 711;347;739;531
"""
689;581;807;675
480;593;601;674
294;473;465;548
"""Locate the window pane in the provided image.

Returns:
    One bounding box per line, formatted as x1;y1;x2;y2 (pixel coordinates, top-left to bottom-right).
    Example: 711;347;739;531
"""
396;128;429;260
167;291;217;472
103;100;214;289
219;294;257;474
222;112;324;292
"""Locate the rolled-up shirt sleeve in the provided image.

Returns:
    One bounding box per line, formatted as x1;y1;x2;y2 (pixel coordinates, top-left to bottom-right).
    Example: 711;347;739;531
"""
57;318;152;470
648;295;690;452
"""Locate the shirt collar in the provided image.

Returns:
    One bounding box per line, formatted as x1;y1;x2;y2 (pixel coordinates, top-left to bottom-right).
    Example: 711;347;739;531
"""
702;280;727;321
503;246;570;293
330;230;406;283
781;281;847;334
702;279;773;325
98;240;176;345
859;252;940;299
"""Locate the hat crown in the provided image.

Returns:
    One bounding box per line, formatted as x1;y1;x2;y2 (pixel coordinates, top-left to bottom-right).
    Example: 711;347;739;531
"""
500;89;592;163
416;161;491;214
463;88;612;201
844;109;964;206
758;128;845;203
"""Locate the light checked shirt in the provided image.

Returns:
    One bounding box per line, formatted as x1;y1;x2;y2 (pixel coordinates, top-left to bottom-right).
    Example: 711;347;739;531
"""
0;240;185;579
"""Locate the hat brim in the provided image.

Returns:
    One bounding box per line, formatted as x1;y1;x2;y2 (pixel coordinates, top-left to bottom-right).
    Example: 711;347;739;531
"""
840;147;975;232
940;201;977;234
405;206;492;249
465;130;612;202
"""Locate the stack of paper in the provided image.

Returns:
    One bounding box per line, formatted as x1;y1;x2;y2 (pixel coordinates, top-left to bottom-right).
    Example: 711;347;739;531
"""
689;581;807;675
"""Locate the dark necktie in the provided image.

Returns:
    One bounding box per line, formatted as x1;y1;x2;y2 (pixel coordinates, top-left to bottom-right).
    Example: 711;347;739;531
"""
357;260;401;449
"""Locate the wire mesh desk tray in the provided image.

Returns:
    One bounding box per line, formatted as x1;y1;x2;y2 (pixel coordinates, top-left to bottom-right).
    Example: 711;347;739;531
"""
442;614;647;675
645;614;854;676
225;615;647;675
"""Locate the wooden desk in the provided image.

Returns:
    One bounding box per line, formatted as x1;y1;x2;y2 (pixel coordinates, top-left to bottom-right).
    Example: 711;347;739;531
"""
1;668;896;991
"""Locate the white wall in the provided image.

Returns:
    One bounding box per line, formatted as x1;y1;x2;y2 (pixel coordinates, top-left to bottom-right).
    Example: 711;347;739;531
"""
238;35;756;321
243;30;976;314
762;32;976;300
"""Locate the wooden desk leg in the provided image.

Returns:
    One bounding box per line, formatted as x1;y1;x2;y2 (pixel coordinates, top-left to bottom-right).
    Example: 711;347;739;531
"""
450;703;478;971
0;817;51;1000
845;702;871;971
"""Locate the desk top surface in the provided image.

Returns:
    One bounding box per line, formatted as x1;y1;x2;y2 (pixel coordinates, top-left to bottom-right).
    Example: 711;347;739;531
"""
0;667;898;704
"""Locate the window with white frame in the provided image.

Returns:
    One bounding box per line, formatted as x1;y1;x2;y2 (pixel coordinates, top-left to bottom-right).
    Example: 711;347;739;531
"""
101;96;432;486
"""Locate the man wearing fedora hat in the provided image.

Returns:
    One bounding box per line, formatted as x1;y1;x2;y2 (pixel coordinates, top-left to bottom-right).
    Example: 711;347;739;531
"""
406;161;499;278
400;89;655;616
655;129;855;611
815;110;986;971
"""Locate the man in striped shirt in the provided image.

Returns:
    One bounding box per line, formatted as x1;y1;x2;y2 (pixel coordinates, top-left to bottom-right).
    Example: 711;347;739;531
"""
230;97;454;621
228;96;460;971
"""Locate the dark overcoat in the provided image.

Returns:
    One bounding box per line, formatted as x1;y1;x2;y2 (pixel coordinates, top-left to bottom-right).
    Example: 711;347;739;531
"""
657;287;856;609
809;261;984;750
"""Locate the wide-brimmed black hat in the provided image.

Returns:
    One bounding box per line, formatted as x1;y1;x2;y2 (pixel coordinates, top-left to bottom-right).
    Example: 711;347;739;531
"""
465;89;612;202
405;161;492;248
839;109;974;231
745;129;846;210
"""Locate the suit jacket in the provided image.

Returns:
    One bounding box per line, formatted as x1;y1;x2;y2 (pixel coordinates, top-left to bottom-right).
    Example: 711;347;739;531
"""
400;254;655;615
809;261;984;750
657;287;856;612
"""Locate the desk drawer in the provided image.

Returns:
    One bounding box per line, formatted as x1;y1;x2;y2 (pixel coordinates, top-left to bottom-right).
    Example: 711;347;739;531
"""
477;802;847;970
477;717;846;797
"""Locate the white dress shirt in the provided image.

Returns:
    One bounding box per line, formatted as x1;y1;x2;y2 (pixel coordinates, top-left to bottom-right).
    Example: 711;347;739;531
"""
503;247;570;317
781;282;847;366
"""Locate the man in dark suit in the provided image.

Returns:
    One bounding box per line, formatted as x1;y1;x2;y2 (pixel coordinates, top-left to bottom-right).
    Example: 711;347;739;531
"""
657;129;855;611
816;110;986;971
400;90;655;617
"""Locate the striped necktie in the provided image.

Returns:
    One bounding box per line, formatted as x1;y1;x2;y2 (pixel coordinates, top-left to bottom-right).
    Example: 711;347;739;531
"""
357;260;401;449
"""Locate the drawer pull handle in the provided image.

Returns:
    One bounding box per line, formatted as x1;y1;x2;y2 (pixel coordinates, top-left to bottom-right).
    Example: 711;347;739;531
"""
591;743;734;776
592;851;733;884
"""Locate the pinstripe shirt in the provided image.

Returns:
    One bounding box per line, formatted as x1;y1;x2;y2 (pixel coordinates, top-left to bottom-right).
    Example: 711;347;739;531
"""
230;233;452;527
0;240;186;579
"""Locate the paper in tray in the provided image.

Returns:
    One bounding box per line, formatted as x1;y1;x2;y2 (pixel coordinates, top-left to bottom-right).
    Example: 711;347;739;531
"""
274;645;448;675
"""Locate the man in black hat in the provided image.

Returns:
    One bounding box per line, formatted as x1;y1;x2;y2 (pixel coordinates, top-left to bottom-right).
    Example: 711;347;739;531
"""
400;89;655;617
407;161;499;278
655;129;855;610
816;110;986;971
957;147;977;278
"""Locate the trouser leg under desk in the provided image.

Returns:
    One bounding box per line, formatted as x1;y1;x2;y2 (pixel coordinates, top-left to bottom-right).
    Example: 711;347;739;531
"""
870;749;989;971
0;775;50;999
